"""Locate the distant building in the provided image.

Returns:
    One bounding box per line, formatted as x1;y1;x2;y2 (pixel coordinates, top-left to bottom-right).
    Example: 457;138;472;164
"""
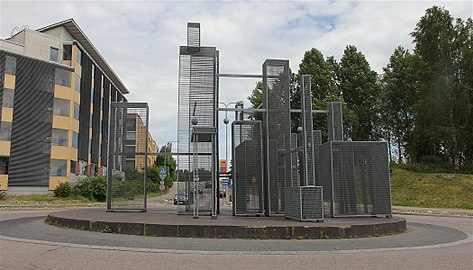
126;113;157;172
0;19;155;194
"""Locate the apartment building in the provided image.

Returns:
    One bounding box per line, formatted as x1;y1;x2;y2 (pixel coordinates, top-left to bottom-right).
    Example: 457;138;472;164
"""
0;19;139;194
126;113;157;173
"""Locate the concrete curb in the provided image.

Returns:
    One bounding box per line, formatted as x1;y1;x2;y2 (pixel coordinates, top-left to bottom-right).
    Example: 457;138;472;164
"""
392;206;473;218
45;214;406;240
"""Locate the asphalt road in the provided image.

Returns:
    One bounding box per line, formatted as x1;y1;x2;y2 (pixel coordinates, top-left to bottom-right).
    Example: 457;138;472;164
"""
1;210;472;270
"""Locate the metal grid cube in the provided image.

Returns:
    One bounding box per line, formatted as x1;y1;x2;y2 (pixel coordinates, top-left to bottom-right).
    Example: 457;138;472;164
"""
232;121;264;216
319;141;392;217
285;186;324;222
107;102;148;212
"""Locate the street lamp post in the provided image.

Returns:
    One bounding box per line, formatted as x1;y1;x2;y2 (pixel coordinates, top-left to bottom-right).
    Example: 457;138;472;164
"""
219;101;241;173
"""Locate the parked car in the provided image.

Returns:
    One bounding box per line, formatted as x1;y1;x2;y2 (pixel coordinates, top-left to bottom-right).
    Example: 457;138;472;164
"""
174;191;188;205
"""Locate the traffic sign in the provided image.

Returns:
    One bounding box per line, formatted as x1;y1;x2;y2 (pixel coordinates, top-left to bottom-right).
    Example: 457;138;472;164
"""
159;167;166;181
222;179;232;186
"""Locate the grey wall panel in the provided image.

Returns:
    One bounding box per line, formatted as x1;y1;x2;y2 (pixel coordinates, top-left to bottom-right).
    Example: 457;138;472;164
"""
0;52;5;111
111;86;117;102
8;54;55;186
78;56;92;161
91;69;102;164
101;79;110;166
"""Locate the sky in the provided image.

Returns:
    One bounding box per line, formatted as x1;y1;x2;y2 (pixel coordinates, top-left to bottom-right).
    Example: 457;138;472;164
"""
1;0;472;160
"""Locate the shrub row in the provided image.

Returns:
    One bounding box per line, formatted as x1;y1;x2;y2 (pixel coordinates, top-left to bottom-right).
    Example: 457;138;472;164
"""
54;176;107;202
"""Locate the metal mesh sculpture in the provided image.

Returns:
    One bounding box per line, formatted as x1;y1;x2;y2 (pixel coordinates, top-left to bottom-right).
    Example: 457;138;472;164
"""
262;59;291;216
177;23;218;218
319;141;392;217
232;121;264;216
107;102;148;212
174;22;392;221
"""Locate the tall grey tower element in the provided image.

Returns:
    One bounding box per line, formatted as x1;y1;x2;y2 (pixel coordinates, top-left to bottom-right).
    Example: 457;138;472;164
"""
300;75;316;186
262;59;291;216
177;22;219;218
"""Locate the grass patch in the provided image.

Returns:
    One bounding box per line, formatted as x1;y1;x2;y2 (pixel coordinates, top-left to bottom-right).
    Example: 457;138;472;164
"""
391;166;473;209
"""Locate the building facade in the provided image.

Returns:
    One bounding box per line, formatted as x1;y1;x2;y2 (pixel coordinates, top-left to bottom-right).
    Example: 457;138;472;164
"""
125;113;157;173
0;19;152;194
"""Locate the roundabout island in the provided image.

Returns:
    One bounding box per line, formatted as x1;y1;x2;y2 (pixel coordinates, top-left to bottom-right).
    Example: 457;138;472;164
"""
45;205;405;240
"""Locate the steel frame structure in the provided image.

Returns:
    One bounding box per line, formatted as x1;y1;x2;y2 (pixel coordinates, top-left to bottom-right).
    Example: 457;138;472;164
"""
174;22;393;221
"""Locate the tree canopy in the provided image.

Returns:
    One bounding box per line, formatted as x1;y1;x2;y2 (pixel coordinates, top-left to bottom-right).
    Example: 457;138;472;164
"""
247;5;472;172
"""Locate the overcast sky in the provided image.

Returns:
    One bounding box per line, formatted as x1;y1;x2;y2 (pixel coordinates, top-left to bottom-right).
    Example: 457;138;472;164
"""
1;0;472;159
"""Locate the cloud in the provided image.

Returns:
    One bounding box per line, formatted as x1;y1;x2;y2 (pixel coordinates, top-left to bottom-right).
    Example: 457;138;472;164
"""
1;0;472;157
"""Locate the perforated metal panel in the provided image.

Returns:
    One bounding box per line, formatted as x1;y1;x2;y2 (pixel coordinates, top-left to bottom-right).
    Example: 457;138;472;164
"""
177;23;218;217
107;102;148;212
232;121;264;216
262;59;291;216
290;133;299;187
313;130;322;186
285;186;323;221
319;141;392;217
327;102;343;141
300;75;316;186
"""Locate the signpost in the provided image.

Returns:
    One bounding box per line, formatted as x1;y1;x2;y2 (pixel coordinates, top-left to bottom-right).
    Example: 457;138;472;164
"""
159;167;167;191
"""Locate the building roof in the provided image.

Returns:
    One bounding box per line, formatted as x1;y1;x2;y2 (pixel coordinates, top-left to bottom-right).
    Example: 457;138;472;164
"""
36;18;129;94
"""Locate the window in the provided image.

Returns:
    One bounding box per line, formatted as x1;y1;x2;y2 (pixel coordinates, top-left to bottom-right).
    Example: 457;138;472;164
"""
70;160;77;175
72;131;79;149
76;48;82;65
5;56;16;75
51;128;68;146
50;47;59;62
74;102;80;120
53;98;70;116
63;45;72;61
74;74;81;92
0;122;12;141
2;88;14;108
50;159;67;176
55;68;71;87
0;156;9;174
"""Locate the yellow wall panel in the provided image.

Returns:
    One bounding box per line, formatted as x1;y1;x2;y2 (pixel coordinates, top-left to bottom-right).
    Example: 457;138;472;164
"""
1;107;13;122
71;148;78;161
75;65;82;77
74;91;81;104
4;74;15;89
0;141;11;156
54;84;73;100
52;115;70;130
72;119;79;132
0;175;8;190
51;145;70;160
49;176;68;190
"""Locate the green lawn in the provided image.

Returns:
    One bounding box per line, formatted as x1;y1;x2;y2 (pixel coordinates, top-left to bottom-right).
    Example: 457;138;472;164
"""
391;167;473;209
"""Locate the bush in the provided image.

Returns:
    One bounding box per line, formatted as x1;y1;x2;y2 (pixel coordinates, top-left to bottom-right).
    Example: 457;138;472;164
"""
72;176;107;202
54;181;72;197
